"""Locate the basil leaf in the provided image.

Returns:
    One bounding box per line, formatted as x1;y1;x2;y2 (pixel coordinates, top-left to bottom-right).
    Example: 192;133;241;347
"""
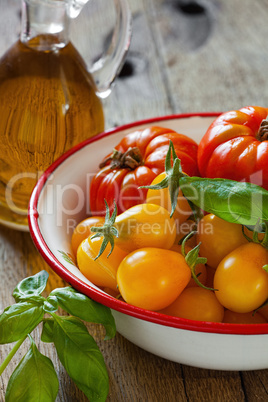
43;296;58;314
0;302;44;343
53;315;109;402
6;337;59;402
41;319;55;343
51;287;116;339
180;177;268;226
13;271;49;302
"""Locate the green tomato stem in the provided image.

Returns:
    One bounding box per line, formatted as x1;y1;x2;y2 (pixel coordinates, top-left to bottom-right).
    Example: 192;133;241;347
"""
0;335;27;375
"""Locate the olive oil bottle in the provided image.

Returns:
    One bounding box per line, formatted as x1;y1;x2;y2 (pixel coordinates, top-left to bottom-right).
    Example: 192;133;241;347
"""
0;0;131;230
0;36;104;228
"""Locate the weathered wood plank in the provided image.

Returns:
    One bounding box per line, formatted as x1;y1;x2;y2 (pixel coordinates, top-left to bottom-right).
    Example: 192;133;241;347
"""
147;0;268;113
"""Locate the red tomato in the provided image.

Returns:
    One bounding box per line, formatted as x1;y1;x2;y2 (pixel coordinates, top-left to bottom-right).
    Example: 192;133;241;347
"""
198;106;268;190
90;126;199;215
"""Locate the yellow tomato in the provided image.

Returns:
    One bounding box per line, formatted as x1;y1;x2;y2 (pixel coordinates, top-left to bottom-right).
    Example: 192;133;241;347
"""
114;203;176;252
214;243;268;313
71;216;105;255
223;310;267;324
197;214;248;268
175;219;197;247
77;236;128;291
117;247;191;311
159;287;224;322
258;303;268;321
146;172;192;224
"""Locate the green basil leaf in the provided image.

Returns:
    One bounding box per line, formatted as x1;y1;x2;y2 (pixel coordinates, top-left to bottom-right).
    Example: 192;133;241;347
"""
43;295;58;314
180;177;268;226
13;271;49;302
51;287;116;339
0;302;44;343
53;315;109;402
6;336;59;402
41;319;55;343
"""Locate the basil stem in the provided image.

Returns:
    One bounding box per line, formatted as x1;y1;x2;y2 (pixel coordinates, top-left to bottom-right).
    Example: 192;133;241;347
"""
0;336;27;376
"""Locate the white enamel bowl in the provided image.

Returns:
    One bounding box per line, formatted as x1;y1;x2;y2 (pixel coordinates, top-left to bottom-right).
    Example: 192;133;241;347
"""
29;114;268;371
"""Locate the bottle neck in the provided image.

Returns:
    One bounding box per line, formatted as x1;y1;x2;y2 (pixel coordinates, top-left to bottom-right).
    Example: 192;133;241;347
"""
20;0;70;51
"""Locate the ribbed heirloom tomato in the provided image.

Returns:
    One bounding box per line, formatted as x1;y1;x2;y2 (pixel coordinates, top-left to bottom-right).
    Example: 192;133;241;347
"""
198;106;268;190
90;126;199;215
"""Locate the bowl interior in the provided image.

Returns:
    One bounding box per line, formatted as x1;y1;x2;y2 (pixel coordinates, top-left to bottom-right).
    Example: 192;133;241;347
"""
29;113;268;336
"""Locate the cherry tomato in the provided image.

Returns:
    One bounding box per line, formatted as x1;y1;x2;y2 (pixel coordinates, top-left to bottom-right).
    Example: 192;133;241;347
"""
205;265;217;289
214;243;268;313
146;171;192;224
197;214;247;269
223;310;267;324
171;244;207;287
174;219;197;247
117;247;191;311
77;236;128;291
71;216;105;255
114;203;176;252
159;287;224;322
90;126;199;215
198;106;268;190
258;303;268;321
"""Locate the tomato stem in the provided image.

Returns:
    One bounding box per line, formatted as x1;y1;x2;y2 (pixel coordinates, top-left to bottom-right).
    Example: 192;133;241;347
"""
140;140;188;218
99;147;144;169
257;118;268;142
181;233;217;291
261;221;268;249
91;200;119;259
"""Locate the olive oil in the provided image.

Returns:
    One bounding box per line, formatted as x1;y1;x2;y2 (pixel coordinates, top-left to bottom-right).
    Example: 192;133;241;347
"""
0;36;104;228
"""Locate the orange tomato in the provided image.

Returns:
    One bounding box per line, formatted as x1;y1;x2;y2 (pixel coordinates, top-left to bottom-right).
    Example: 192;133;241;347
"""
214;243;268;313
223;310;267;324
159;287;224;322
258;303;268;321
174;219;197;247
114;203;176;252
205;265;217;289
197;214;248;269
117;247;191;311
77;236;128;291
71;216;105;255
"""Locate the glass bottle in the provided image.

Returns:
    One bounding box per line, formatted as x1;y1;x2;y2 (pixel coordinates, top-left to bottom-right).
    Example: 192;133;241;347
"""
0;0;131;230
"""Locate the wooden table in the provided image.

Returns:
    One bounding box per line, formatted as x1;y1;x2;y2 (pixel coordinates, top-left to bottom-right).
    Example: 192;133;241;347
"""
1;0;268;400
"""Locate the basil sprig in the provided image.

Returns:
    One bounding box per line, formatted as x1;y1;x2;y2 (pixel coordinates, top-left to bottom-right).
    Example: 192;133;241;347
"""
0;271;116;402
143;140;268;227
180;176;268;227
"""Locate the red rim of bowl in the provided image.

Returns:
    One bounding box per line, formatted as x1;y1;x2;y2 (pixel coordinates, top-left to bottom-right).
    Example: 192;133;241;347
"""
28;112;268;336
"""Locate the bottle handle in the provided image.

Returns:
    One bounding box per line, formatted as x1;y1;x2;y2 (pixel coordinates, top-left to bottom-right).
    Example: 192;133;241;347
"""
69;0;131;98
89;0;132;99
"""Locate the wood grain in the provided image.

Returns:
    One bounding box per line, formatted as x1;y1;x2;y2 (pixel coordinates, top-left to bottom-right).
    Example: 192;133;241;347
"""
1;0;268;401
